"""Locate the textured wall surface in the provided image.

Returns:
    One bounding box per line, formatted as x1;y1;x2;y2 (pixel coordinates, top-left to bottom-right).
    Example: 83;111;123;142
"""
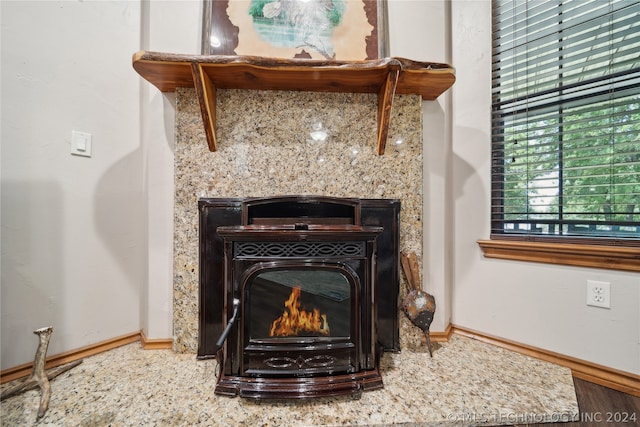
174;88;424;353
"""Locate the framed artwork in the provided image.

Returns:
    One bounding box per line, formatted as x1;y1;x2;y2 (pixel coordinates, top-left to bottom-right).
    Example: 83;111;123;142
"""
201;0;389;60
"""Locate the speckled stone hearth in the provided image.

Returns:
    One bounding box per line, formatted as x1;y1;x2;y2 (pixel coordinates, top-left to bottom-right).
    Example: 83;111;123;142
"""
0;335;579;426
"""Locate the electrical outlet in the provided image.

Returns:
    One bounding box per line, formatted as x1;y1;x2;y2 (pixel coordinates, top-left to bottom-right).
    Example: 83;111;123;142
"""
586;280;610;309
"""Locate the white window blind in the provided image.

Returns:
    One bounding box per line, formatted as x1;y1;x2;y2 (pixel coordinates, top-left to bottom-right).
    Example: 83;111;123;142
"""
491;0;640;243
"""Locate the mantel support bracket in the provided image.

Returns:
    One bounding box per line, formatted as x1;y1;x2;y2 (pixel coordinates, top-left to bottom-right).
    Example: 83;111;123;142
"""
376;67;400;155
192;63;218;151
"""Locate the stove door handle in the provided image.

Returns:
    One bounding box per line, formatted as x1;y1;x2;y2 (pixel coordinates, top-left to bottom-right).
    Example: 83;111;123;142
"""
214;298;240;352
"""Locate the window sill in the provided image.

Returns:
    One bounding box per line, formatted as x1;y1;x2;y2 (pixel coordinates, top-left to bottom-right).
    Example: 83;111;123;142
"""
477;239;640;272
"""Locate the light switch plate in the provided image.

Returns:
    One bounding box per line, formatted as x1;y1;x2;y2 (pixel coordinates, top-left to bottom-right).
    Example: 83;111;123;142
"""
71;131;92;157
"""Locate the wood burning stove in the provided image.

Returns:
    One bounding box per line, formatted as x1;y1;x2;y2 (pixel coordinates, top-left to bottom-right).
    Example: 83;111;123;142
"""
198;196;400;399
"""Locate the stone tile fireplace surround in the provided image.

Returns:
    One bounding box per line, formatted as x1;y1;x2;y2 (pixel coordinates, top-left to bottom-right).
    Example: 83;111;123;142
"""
173;87;424;355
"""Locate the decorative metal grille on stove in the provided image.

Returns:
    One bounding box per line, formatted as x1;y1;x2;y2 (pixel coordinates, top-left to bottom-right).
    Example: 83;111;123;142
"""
234;242;365;258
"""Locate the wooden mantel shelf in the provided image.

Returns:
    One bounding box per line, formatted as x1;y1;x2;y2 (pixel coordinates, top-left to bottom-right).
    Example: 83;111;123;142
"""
132;51;455;154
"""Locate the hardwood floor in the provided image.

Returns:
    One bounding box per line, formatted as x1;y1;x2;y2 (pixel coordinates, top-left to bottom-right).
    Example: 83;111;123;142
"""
515;377;640;427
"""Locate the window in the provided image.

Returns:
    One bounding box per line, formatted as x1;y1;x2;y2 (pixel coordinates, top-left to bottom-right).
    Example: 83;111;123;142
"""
491;0;640;245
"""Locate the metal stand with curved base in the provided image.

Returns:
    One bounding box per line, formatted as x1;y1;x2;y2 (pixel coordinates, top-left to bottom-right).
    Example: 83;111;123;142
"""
215;369;383;399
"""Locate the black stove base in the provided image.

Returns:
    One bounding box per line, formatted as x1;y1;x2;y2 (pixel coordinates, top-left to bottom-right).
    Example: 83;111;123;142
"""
215;368;383;399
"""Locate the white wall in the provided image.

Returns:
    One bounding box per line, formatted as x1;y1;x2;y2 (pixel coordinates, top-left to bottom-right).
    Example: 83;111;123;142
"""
139;1;200;340
449;0;639;375
1;1;144;369
388;0;453;333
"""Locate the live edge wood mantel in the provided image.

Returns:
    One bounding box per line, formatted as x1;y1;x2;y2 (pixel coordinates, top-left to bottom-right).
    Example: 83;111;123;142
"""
132;51;455;154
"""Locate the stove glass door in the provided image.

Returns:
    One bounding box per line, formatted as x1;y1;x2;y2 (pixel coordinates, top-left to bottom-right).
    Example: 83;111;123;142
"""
248;268;352;341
